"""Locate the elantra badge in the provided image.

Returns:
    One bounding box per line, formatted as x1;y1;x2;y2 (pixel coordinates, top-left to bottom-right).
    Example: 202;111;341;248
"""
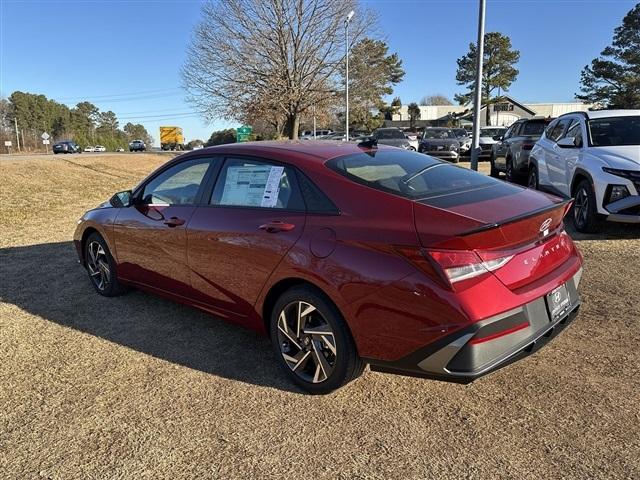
540;217;552;236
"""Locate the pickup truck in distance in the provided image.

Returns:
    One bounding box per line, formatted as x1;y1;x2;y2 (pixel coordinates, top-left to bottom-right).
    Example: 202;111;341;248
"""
129;140;146;152
160;126;185;151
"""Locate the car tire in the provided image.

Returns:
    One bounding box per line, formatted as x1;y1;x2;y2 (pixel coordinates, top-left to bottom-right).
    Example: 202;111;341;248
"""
489;154;499;178
269;285;365;394
528;165;538;190
505;157;516;183
572;179;602;233
84;232;128;297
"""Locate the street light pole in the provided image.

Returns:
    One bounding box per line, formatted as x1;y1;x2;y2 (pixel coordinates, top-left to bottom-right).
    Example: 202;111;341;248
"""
470;0;486;172
345;10;354;142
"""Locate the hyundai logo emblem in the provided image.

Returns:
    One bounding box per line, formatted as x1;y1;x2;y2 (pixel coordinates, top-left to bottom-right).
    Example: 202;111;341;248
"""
540;218;553;233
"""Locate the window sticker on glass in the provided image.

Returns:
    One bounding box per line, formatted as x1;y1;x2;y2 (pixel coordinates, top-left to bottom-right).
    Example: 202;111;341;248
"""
220;164;284;207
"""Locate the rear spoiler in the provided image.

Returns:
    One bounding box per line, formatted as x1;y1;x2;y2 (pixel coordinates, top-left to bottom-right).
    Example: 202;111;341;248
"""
460;199;573;237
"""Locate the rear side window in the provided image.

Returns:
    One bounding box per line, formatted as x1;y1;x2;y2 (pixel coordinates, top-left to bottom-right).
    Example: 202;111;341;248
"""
328;149;499;199
211;158;305;210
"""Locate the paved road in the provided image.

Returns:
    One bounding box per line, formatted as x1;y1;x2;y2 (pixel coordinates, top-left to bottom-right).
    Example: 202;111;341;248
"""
0;151;176;161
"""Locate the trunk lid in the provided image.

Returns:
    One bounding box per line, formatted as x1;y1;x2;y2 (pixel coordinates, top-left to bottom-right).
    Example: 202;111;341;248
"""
413;182;574;290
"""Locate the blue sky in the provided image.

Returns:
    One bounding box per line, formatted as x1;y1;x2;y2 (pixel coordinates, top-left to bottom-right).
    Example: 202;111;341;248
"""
1;0;635;144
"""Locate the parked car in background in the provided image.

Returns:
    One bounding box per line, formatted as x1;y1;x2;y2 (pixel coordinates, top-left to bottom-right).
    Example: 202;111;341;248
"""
74;141;583;394
301;129;333;139
94;145;106;152
478;127;507;159
53;141;81;154
418;127;460;162
115;147;125;152
129;140;146;152
490;117;554;183
372;127;412;149
529;110;640;232
452;128;472;155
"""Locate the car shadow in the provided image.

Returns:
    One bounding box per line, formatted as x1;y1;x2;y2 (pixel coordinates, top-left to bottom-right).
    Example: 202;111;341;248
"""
0;241;300;393
564;221;640;241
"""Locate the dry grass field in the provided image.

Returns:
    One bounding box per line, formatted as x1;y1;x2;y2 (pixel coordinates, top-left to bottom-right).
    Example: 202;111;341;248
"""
1;152;639;479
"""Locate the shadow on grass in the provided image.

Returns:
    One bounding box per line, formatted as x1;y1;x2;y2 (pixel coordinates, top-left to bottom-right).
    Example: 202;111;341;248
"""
0;241;299;393
565;221;640;241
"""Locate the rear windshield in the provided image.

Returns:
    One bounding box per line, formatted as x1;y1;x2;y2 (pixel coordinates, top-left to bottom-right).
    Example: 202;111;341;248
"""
521;121;549;136
327;149;499;199
588;116;640;146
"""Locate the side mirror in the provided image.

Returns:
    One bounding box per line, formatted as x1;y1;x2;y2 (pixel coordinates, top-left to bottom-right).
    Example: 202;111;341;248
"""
557;136;578;148
110;190;133;208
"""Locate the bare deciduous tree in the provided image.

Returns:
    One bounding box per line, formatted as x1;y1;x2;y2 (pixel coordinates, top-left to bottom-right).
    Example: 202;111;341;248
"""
182;0;373;139
419;94;453;106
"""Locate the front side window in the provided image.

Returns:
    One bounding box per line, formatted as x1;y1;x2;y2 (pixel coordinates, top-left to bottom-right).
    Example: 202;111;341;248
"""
548;118;572;142
211;159;304;210
564;121;584;147
141;158;211;205
588;116;640;146
503;124;517;140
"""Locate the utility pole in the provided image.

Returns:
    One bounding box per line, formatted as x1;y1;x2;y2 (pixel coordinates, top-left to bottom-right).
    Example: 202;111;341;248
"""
345;10;354;141
470;0;486;172
14;117;21;152
313;104;317;139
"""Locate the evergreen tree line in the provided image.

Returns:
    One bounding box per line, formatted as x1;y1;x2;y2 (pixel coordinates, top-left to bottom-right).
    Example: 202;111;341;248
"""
0;91;153;152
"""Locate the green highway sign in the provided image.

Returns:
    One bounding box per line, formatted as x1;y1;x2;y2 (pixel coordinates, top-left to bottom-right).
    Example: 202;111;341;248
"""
236;125;253;142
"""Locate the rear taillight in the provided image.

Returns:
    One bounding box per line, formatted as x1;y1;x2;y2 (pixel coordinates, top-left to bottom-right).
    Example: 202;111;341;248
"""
429;249;513;285
395;247;513;289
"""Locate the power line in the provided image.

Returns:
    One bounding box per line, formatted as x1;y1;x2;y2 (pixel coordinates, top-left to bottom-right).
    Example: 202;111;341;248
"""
118;112;203;120
57;88;181;102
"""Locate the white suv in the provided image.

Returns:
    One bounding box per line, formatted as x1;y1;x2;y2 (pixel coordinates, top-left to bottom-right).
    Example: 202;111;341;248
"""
528;110;640;232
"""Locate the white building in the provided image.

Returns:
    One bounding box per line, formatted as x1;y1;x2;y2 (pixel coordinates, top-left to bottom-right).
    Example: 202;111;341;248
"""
388;96;592;128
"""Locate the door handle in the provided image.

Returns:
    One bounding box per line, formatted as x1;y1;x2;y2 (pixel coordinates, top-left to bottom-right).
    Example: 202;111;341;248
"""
259;221;295;233
164;217;185;227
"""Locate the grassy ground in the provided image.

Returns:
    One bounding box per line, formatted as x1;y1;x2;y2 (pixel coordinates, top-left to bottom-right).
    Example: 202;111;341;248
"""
1;153;639;479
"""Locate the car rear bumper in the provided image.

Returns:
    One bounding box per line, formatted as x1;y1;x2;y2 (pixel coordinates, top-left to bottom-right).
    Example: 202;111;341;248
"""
367;268;582;383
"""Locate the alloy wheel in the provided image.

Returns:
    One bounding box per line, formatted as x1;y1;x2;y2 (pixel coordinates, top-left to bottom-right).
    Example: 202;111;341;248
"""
528;169;537;189
276;301;337;384
574;187;589;228
87;241;111;291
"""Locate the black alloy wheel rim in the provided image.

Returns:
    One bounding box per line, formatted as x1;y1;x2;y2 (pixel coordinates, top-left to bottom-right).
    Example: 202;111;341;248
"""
574;187;589;228
528;170;536;188
276;301;337;384
87;241;110;291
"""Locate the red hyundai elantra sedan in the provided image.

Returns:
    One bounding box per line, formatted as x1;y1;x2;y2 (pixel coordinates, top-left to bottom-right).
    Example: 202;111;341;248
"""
74;141;583;393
